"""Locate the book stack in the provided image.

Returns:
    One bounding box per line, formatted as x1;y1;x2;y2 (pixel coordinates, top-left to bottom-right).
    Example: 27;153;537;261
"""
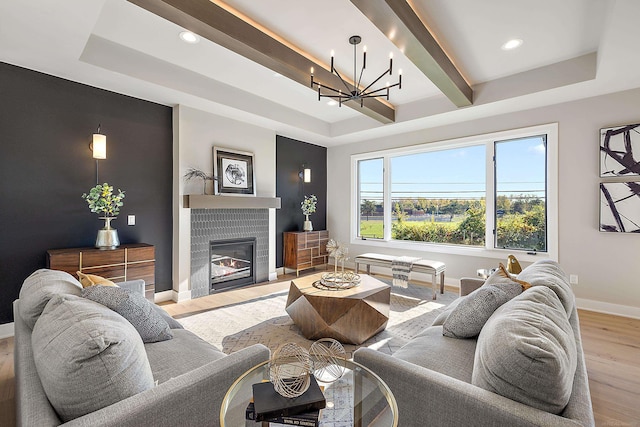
246;377;326;426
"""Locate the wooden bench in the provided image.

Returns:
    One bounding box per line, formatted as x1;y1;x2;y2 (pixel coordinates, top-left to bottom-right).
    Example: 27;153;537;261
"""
354;253;446;300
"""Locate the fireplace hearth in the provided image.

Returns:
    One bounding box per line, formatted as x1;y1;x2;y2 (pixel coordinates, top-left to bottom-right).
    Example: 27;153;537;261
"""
209;237;256;292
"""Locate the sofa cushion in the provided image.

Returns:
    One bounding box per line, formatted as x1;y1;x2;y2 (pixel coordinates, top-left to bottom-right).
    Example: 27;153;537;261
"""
472;286;577;414
442;264;525;338
77;271;118;287
32;294;155;422
517;259;575;315
145;329;226;384
83;286;173;343
151;304;184;330
19;269;83;329
393;326;477;383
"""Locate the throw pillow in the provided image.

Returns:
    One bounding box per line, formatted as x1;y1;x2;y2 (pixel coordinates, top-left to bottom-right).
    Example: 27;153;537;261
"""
31;294;155;422
77;271;118;287
18;269;83;329
472;286;577;414
83;286;173;343
442;263;528;338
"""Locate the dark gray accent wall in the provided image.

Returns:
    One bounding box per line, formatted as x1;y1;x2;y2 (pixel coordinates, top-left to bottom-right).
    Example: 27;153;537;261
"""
0;62;173;324
275;135;327;267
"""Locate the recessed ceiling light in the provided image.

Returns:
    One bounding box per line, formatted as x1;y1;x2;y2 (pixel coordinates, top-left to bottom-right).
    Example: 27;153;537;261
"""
501;39;523;51
327;100;338;106
179;31;199;44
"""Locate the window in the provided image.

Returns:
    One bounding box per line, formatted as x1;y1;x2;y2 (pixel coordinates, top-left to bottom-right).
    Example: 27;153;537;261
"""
494;136;547;252
352;124;557;259
358;158;384;238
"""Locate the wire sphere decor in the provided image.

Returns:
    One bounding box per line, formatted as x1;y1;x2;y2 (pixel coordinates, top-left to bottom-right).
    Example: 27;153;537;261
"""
269;342;313;398
309;338;347;383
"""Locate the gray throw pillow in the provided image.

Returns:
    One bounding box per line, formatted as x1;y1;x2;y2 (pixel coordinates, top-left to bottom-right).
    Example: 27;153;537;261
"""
442;286;512;338
431;297;463;326
19;269;83;329
442;265;525;338
151;303;184;329
83;286;173;342
472;286;577;414
32;294;155;422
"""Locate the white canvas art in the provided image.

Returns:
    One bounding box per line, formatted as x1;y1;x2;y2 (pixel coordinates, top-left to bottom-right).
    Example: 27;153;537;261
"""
600;182;640;233
221;158;247;189
600;123;640;177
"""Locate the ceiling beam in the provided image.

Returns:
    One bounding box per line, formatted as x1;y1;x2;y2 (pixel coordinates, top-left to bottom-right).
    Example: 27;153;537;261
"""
127;0;395;124
350;0;473;107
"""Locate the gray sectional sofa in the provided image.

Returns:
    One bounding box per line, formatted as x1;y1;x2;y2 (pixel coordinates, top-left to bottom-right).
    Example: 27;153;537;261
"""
14;269;270;427
354;260;595;426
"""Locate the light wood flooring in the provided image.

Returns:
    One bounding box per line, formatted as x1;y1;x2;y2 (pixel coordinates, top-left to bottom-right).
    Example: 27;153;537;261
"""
1;272;639;426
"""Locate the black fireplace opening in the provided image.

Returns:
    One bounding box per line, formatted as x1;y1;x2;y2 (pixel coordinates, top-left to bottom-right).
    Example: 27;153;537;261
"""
209;237;257;293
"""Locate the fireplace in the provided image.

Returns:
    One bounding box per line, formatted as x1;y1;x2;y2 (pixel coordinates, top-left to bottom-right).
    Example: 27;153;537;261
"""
209;237;256;292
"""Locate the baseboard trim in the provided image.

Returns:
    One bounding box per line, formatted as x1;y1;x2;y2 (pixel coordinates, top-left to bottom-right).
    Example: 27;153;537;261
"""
268;271;279;281
173;289;192;302
576;298;640;320
154;290;173;303
0;322;15;339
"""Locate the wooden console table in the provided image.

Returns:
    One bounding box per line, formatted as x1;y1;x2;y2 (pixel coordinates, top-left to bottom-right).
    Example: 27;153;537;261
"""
283;230;329;276
46;243;155;301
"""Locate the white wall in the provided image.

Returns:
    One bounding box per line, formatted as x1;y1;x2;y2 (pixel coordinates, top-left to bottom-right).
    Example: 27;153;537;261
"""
328;87;640;318
173;105;276;300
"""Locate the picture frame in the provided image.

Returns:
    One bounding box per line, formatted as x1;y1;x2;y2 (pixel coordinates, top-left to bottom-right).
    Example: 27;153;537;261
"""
599;182;640;233
213;147;256;196
600;123;640;177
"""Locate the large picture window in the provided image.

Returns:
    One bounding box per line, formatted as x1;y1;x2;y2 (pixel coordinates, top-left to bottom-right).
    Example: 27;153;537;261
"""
352;124;557;259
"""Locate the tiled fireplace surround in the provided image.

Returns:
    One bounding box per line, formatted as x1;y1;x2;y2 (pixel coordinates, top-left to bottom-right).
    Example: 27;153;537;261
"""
190;208;269;299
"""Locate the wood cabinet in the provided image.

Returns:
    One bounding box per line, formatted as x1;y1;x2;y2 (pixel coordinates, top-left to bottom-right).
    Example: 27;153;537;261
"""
46;243;156;301
283;231;329;276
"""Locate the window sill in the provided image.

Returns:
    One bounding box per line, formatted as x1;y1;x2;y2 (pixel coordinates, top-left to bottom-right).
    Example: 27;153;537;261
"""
350;237;552;263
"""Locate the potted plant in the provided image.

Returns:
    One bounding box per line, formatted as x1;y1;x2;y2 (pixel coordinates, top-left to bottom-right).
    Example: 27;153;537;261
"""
82;183;125;249
301;194;317;231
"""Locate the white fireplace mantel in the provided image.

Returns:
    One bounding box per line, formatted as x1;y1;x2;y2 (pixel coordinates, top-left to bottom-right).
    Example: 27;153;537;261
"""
183;195;281;209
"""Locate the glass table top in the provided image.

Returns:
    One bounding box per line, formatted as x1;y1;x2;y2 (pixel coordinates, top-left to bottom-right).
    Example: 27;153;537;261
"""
221;358;398;426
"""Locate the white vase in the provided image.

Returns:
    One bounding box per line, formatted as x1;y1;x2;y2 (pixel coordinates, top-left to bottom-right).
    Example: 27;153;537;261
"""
303;214;313;231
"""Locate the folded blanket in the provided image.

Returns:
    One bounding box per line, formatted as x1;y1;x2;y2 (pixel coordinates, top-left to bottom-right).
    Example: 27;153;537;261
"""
392;256;419;288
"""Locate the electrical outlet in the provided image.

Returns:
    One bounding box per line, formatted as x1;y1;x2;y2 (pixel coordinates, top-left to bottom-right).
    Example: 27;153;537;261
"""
569;274;578;285
128;215;136;226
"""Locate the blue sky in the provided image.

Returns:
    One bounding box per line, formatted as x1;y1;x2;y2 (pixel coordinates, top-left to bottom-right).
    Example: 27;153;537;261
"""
359;136;546;202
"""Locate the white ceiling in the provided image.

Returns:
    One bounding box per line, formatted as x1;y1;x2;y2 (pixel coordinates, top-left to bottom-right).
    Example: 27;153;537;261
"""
1;0;639;147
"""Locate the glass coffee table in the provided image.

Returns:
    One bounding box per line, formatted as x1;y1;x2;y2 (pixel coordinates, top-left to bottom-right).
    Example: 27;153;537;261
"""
221;359;398;426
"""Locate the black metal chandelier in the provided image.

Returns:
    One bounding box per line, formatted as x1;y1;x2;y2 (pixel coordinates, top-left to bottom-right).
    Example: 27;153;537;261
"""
310;35;401;106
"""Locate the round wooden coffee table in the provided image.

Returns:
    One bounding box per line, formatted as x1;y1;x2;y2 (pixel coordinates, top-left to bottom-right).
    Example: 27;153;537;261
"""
285;273;391;345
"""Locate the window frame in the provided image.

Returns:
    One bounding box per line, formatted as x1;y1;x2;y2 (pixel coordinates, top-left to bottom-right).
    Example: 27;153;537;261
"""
350;123;558;262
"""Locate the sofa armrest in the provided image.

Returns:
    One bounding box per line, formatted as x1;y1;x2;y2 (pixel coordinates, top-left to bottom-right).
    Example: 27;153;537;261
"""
64;344;270;427
353;348;582;427
116;279;145;297
459;277;484;296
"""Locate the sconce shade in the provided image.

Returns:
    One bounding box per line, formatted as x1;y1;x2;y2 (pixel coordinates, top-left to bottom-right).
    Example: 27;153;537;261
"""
92;133;106;159
304;168;311;183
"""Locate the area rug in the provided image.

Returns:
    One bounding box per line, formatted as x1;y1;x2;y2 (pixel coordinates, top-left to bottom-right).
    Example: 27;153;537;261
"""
178;280;457;358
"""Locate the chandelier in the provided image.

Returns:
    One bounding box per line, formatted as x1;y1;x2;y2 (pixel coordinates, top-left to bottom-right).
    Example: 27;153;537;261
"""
310;35;402;106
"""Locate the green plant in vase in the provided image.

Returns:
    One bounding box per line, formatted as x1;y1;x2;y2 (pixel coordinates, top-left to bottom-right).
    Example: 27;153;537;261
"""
301;194;317;231
82;183;125;249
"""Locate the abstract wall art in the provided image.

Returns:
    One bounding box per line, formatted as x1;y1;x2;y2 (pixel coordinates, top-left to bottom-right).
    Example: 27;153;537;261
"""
600;123;640;177
599;182;640;233
213;147;256;196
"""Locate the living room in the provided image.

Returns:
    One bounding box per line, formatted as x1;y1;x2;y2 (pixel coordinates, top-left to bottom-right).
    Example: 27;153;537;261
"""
2;1;640;426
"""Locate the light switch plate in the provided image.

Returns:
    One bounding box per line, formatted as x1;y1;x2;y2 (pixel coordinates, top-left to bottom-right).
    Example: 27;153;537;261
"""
128;215;135;226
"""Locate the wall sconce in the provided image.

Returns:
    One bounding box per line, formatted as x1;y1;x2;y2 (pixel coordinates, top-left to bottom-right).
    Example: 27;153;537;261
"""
90;124;106;184
299;167;311;183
